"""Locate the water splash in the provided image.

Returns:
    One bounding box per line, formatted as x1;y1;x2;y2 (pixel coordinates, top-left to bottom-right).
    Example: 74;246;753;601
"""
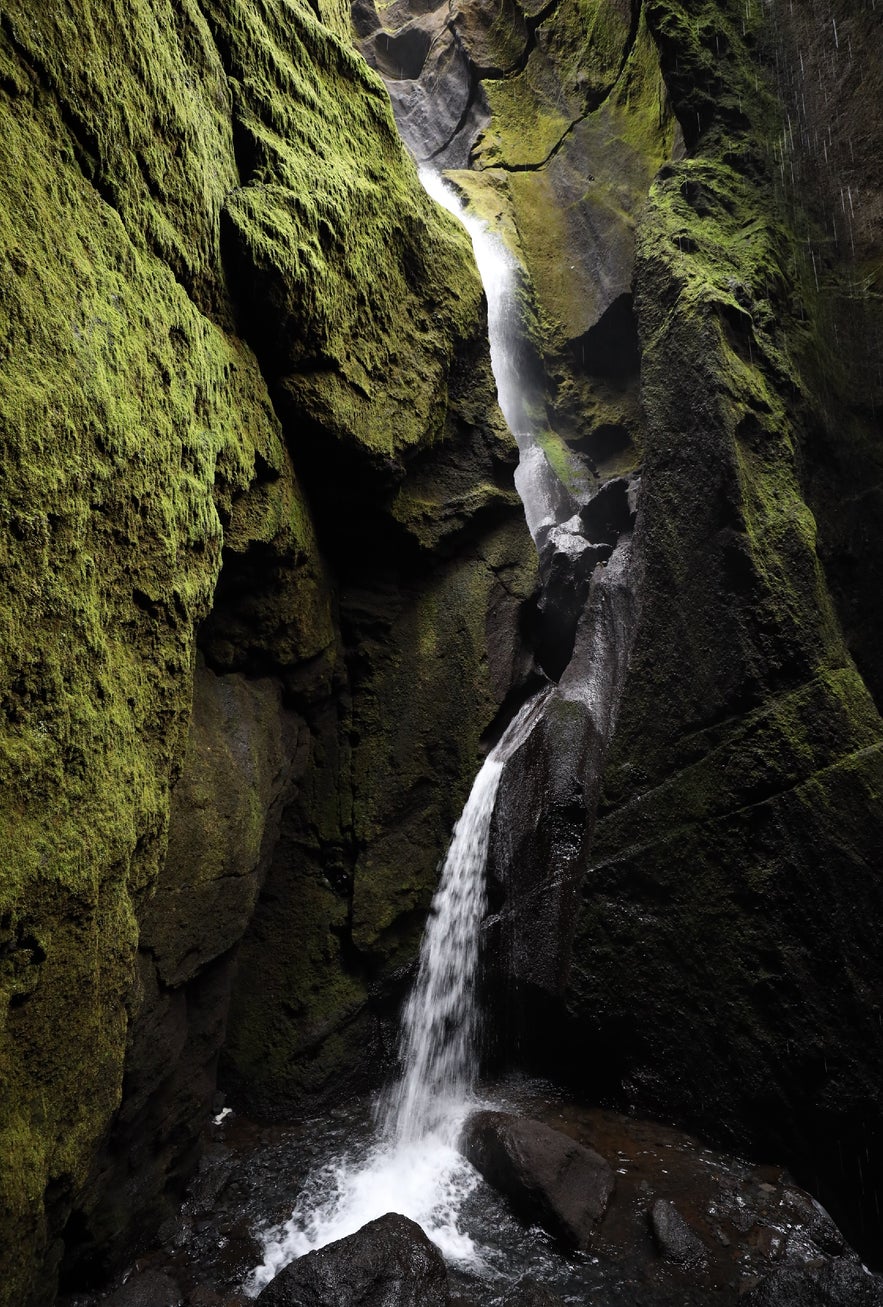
246;692;547;1294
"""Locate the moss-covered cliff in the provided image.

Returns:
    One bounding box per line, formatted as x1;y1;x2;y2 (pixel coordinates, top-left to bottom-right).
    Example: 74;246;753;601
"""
3;0;882;1295
0;0;535;1301
569;0;883;1255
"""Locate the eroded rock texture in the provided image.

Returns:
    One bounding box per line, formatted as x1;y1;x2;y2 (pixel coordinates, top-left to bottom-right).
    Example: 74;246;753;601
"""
0;1;535;1302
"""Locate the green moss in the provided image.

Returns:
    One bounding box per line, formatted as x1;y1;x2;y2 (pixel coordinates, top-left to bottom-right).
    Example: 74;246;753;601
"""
348;516;536;968
0;6;333;1299
599;664;881;841
201;0;488;462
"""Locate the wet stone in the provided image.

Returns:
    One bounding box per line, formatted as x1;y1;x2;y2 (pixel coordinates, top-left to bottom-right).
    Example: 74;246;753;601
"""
254;1213;449;1307
742;1257;883;1307
103;1268;183;1307
461;1111;615;1250
649;1198;707;1268
499;1279;565;1305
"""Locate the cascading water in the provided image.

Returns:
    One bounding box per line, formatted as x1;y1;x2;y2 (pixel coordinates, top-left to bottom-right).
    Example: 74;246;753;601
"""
419;170;579;548
381;687;551;1148
246;690;549;1294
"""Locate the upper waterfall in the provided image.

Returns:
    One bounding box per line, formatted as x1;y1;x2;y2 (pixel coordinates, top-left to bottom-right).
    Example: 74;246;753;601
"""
419;169;577;549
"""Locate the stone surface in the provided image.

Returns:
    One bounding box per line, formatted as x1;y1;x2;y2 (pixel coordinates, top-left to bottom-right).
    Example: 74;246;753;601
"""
743;1259;883;1307
102;1269;183;1307
461;1111;615;1249
650;1199;706;1269
255;1213;449;1307
500;1284;564;1307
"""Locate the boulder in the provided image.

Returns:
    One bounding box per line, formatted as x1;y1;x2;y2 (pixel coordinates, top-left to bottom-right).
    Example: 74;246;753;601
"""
461;1111;614;1249
255;1213;449;1307
649;1198;706;1269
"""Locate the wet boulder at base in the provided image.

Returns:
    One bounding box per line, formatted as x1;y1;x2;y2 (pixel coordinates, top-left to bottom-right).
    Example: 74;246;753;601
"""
649;1198;706;1269
255;1213;450;1307
461;1111;615;1249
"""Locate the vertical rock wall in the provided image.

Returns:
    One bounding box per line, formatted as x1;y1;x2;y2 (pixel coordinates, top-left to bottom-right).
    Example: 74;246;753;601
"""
569;0;883;1258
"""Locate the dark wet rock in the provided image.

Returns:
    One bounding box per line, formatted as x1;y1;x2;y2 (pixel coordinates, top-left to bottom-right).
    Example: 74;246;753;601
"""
484;690;595;1011
578;477;636;546
485;537;638;1054
255;1213;449;1307
461;1111;615;1249
649;1198;706;1269
742;1258;883;1307
535;522;610;681
500;1280;565;1306
185;1290;226;1307
103;1268;183;1307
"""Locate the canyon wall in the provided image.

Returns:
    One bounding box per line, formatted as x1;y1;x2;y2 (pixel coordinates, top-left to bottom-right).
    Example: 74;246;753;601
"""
1;0;882;1300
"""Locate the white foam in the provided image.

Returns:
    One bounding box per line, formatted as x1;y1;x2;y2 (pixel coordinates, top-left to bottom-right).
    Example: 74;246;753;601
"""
246;1125;487;1294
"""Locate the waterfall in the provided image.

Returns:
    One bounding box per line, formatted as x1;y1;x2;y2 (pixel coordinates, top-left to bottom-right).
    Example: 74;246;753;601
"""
419;170;578;548
381;689;551;1147
246;163;636;1298
247;693;547;1293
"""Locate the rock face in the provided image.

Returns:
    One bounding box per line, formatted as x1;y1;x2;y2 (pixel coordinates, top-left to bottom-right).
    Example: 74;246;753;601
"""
461;1111;615;1248
0;1;535;1302
561;0;883;1263
255;1213;449;1307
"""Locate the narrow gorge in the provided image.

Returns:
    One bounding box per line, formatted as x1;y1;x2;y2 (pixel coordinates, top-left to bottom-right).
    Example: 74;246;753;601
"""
0;1;881;1305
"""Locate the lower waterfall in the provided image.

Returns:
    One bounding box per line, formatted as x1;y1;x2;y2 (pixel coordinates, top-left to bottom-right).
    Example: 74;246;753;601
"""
247;691;549;1293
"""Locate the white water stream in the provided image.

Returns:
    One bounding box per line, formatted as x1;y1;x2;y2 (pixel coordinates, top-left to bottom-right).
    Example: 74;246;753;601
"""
247;691;548;1294
419;169;577;547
